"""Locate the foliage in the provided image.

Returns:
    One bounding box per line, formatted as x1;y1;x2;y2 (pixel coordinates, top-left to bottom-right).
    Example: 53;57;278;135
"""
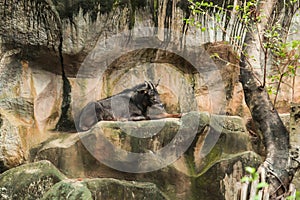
286;191;300;200
241;167;268;200
186;1;300;197
266;36;300;106
186;0;300;107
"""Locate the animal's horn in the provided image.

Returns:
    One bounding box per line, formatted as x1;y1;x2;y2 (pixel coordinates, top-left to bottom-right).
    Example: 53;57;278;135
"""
144;81;149;88
155;79;160;87
145;80;154;89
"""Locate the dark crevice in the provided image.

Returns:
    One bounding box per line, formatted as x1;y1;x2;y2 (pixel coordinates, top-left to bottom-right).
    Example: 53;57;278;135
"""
164;0;173;41
55;35;74;132
0;161;8;173
151;0;159;27
52;0;130;22
295;113;300;121
129;0;136;30
0;113;2;128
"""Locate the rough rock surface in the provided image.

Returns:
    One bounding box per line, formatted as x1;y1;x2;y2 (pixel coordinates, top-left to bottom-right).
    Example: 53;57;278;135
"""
0;160;66;199
43;178;167;200
0;0;251;170
0;160;167;200
195;152;262;200
0;113;25;172
0;0;299;199
290;103;300;190
30;112;257;199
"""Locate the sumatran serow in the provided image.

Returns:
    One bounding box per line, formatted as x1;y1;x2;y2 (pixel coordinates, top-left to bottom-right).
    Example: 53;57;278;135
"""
77;80;182;131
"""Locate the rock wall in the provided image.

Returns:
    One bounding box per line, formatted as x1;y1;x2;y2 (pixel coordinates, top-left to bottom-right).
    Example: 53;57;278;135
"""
28;113;259;199
0;0;299;199
0;160;166;200
0;0;251;169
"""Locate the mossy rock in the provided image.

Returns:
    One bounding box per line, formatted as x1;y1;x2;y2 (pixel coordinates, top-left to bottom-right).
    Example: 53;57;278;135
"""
84;178;167;200
42;178;167;200
191;151;262;200
0;160;66;199
42;180;93;200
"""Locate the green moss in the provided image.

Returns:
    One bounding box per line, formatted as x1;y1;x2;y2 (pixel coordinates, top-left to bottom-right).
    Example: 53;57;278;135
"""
190;152;262;200
42;181;93;200
195;139;224;176
0;161;66;199
185;154;196;176
130;135;143;153
119;131;127;140
84;178;167;199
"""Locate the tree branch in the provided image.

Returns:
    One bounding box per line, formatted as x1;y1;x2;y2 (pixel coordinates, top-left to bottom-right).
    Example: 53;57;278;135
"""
239;0;293;196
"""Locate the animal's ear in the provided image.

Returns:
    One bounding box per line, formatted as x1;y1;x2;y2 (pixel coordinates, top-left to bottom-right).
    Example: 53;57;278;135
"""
155;79;160;87
136;81;149;92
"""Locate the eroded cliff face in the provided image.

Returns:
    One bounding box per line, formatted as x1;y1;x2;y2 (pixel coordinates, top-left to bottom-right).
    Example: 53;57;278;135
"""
0;0;298;199
0;0;247;167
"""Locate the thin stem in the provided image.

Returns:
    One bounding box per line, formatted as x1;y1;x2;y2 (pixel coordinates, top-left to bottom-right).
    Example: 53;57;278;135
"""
292;76;295;102
255;21;268;88
263;48;268;88
273;73;283;108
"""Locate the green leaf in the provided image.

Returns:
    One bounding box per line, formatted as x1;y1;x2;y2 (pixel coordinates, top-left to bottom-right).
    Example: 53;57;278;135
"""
252;172;259;181
216;13;221;22
267;87;273;95
285;196;295;200
292;40;300;48
202;2;209;7
210;53;219;58
201;27;207;32
257;182;269;189
245;167;256;174
241;177;252;183
254;195;260;200
290;0;298;4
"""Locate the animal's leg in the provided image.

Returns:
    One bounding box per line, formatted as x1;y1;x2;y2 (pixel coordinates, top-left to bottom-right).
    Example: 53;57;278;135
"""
129;116;148;121
150;112;182;119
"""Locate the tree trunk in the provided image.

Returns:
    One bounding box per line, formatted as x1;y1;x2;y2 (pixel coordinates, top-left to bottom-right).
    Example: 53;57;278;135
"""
239;0;300;197
240;59;290;196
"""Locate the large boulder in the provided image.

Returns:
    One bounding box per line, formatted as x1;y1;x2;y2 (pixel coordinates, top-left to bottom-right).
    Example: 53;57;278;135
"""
0;51;62;171
43;178;167;200
193;151;262;200
0;113;25;172
0;160;167;199
31;112;258;199
0;160;66;199
42;179;93;200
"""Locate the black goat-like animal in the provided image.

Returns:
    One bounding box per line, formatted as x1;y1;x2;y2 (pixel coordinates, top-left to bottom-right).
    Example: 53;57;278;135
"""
78;81;181;131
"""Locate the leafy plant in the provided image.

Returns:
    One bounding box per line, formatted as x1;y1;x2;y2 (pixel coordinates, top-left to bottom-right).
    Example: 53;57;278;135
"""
186;0;300;107
267;38;300;107
186;0;300;199
241;167;268;187
241;167;268;200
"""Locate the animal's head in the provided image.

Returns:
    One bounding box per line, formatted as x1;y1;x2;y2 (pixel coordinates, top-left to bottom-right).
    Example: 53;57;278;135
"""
133;80;162;107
